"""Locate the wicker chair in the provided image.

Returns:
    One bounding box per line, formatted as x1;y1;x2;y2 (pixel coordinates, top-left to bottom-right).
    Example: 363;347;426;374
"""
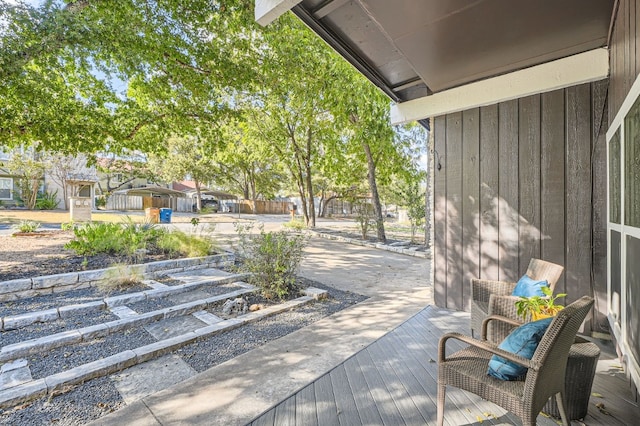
437;296;594;426
470;258;564;342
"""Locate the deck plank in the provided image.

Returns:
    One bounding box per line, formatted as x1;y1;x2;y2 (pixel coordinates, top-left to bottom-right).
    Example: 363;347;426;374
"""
375;331;442;424
250;405;275;426
329;364;361;426
386;328;486;425
366;341;428;424
343;356;384;425
313;372;339;425
395;312;506;425
356;347;408;425
294;384;317;426
248;306;640;426
273;393;296;426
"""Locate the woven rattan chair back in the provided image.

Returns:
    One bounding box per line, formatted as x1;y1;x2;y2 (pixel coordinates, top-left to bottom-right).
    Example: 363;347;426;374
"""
470;258;565;341
525;258;564;291
523;296;594;416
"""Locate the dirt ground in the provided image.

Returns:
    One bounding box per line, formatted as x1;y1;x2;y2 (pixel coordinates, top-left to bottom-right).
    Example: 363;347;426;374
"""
0;231;72;269
0;232;171;282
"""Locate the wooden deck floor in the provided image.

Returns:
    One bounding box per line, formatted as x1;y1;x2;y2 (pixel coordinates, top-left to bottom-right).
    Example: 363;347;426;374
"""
248;306;640;425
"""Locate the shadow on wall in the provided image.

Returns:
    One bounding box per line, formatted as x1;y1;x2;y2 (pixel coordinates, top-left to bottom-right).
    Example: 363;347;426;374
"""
435;186;557;312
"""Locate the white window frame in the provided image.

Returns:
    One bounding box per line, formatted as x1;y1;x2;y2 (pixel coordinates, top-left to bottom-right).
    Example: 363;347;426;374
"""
606;72;640;392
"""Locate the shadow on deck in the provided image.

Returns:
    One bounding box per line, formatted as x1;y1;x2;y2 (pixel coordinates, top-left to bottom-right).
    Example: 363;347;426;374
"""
248;306;639;425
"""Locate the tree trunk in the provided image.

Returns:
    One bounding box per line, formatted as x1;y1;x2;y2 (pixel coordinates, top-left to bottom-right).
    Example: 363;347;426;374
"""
195;180;202;212
362;142;386;243
62;182;69;210
306;130;316;227
318;190;326;217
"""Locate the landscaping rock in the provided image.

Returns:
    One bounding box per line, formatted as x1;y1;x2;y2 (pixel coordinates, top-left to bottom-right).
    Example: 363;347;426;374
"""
222;297;248;315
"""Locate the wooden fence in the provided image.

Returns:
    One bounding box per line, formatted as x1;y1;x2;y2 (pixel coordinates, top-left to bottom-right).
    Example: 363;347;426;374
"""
106;194;193;212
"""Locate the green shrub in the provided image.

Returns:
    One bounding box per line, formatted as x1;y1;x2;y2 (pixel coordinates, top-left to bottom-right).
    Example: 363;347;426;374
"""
65;222;127;255
281;218;307;232
234;224;307;299
157;231;214;258
65;220;213;259
353;200;375;240
95;195;107;209
60;221;76;231
118;219;164;256
200;206;217;214
35;190;59;210
13;220;40;233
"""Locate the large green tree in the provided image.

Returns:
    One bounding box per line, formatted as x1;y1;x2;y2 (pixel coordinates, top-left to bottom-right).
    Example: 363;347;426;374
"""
0;0;258;153
328;66;427;243
248;15;344;227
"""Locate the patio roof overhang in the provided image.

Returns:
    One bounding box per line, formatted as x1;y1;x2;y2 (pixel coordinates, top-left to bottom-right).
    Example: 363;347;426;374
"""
113;186;187;198
257;0;615;124
184;189;238;200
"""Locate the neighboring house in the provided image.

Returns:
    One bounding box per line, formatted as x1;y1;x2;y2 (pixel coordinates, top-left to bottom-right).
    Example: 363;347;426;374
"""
258;0;640;392
0;147;16;205
44;153;98;210
0;147;97;209
95;156;164;196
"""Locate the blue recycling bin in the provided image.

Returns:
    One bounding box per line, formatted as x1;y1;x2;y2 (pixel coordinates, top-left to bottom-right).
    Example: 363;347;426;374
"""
159;208;172;223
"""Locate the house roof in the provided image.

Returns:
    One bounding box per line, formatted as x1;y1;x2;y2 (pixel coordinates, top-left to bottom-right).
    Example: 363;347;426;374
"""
288;0;615;103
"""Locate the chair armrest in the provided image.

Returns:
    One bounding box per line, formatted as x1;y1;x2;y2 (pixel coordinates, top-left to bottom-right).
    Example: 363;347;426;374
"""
438;332;539;371
471;279;516;303
488;294;529;321
481;315;523;340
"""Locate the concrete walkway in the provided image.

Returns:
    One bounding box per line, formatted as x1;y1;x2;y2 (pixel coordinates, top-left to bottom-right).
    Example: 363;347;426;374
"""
90;237;433;426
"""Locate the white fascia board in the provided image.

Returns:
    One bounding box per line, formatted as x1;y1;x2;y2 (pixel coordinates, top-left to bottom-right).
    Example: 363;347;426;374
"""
391;48;609;124
255;0;302;26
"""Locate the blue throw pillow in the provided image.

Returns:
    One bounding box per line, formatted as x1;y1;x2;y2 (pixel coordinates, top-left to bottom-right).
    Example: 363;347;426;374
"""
487;317;553;380
512;274;549;297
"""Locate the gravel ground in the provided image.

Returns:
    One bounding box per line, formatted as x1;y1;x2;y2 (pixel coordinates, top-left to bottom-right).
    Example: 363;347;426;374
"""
0;310;118;347
125;283;246;313
0;376;124;426
0;278;367;425
0;285;147;318
29;327;157;380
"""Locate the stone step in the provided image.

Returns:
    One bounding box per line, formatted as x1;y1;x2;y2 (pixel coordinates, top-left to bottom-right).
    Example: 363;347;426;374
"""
0;285;257;363
0;290;325;409
0;254;237;302
0;272;250;331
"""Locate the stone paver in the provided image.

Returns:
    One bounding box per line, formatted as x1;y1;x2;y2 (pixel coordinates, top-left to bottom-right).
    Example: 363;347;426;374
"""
144;315;207;340
111;306;139;319
167;289;212;305
192;311;223;325
166;267;233;283
0;359;31;391
0;288;325;409
112;354;197;404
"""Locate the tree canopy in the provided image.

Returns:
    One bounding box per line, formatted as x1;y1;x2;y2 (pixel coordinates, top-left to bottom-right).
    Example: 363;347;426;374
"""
1;0;428;224
1;0;258;153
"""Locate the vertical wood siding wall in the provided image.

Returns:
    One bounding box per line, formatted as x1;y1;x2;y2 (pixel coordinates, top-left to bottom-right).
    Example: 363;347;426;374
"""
609;0;640;123
433;81;609;332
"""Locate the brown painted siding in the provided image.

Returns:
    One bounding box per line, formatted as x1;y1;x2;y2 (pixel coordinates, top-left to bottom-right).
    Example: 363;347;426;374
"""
433;81;608;331
610;0;640;122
